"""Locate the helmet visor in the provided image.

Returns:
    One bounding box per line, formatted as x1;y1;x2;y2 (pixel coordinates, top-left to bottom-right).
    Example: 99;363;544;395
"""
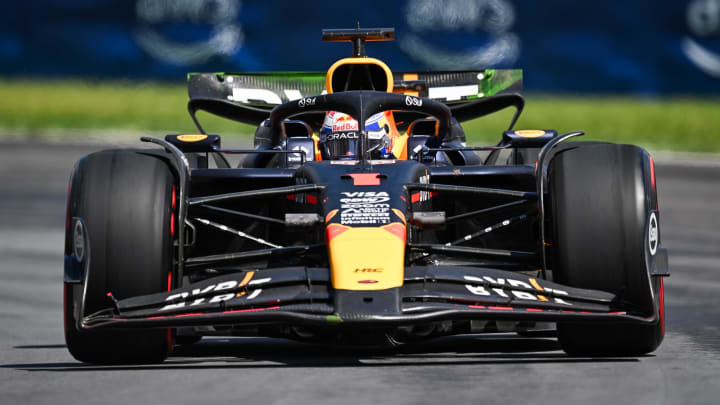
320;131;360;159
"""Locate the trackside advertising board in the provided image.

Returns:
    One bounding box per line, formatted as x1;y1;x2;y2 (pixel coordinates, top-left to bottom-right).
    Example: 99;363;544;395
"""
1;0;719;94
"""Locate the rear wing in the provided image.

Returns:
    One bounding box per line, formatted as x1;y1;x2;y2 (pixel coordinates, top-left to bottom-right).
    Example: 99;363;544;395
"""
187;70;522;130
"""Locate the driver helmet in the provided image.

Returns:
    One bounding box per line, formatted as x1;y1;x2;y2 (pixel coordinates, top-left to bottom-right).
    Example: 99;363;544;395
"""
318;111;396;160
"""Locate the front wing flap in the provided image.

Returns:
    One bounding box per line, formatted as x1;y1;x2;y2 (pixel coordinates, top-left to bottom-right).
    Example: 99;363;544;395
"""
81;266;656;329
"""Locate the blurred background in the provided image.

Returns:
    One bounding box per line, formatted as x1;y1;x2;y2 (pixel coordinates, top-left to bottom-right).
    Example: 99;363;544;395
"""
0;0;719;151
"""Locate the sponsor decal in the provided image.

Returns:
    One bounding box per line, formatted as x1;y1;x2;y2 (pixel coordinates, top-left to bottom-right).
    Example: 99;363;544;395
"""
328;113;361;132
684;0;720;77
231;88;282;104
648;212;658;255
134;0;243;65
354;268;383;273
177;134;208;142
400;0;519;72
463;275;572;305
405;95;423;107
160;273;270;311
333;123;359;132
73;219;85;262
298;97;316;108
339;191;391;225
324;131;358;141
514;130;546;138
229;85;484;105
287;144;311;163
428;85;479;101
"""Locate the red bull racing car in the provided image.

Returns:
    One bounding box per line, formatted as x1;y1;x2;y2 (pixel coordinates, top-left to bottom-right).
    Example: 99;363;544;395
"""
63;28;668;364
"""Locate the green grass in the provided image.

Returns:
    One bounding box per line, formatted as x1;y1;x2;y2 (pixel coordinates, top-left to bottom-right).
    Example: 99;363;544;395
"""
0;79;255;137
466;96;720;152
1;79;719;152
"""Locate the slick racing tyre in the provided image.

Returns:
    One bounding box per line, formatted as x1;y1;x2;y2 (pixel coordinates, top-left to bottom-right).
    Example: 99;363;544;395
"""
64;150;176;364
549;142;664;356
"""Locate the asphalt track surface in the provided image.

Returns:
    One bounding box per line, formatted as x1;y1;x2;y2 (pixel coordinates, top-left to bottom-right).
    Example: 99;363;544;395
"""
1;141;719;405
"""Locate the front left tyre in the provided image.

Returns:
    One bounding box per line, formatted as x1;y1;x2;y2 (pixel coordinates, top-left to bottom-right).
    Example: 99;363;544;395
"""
64;150;176;364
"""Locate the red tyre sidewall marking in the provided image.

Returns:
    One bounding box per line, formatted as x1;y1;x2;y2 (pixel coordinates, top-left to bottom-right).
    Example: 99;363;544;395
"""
650;154;664;337
167;185;176;352
63;284;68;339
659;277;665;338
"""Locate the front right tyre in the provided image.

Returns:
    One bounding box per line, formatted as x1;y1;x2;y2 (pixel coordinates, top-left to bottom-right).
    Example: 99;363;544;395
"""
549;142;665;356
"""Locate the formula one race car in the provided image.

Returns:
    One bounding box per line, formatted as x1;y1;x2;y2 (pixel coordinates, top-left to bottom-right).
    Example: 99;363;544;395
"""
63;28;668;364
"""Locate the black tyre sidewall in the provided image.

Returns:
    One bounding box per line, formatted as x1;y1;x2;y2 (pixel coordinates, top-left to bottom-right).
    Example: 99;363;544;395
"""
549;143;664;356
64;150;175;364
